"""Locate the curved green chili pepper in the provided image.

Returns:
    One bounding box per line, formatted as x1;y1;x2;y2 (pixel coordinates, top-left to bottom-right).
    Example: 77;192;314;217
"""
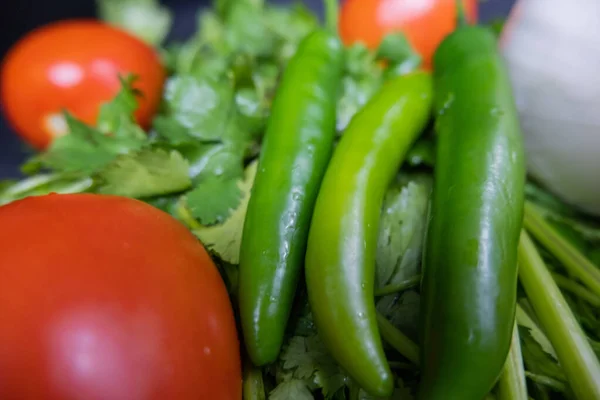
418;25;526;399
238;29;344;366
305;71;433;397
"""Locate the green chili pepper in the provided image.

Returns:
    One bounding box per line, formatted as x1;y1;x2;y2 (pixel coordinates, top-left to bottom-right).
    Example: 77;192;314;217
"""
418;21;526;399
305;71;433;397
238;26;344;365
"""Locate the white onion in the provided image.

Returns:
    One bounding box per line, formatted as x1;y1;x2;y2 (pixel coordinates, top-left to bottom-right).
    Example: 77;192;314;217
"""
501;0;600;215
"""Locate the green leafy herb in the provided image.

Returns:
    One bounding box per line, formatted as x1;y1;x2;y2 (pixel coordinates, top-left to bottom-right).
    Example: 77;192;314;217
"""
97;0;173;45
518;326;567;385
186;176;242;225
375;33;422;78
38;78;147;175
336;44;382;132
276;334;347;398
161;76;237;142
376;174;432;288
96;148;191;198
40;113;142;174
269;379;313;400
194;160;257;263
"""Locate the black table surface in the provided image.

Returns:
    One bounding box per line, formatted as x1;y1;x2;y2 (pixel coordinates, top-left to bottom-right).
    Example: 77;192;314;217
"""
0;0;516;179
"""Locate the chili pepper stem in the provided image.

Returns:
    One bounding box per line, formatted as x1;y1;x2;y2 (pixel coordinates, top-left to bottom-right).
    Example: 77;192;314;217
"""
324;0;339;33
518;231;600;400
496;323;528;400
524;202;600;297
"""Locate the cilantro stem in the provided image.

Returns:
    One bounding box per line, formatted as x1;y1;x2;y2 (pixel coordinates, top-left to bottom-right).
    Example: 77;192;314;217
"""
374;275;421;297
551;273;600;307
324;0;339;33
1;174;62;197
375;313;420;366
0;174;93;205
524;202;600;298
243;359;266;400
54;178;95;195
518;231;600;400
524;372;567;393
174;199;202;230
496;323;528;400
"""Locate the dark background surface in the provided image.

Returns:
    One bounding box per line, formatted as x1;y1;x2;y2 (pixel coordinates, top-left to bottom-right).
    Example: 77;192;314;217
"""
0;0;516;178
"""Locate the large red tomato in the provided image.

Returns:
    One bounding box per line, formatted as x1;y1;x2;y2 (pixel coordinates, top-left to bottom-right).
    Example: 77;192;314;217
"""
339;0;478;68
0;20;165;149
0;194;241;400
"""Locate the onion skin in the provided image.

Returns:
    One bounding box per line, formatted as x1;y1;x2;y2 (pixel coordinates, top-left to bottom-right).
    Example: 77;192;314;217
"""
501;0;600;216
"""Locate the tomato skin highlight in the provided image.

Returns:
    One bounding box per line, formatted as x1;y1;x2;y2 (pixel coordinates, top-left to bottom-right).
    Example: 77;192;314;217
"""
0;194;241;400
0;20;165;149
339;0;478;67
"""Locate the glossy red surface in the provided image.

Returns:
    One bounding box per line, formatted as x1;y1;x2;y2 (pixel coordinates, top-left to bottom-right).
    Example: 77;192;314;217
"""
0;20;165;149
0;194;242;400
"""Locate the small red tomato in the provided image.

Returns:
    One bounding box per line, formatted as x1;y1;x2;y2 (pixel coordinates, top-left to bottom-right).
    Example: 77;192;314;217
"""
0;194;241;400
339;0;478;68
0;20;165;149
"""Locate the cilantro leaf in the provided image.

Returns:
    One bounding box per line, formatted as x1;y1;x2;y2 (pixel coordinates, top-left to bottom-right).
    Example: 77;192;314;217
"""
224;0;274;57
97;75;144;134
194;160;257;264
337;35;424;133
376;175;432;288
41;113;125;174
376;290;421;342
96;148;191;198
337;44;383;132
308;337;347;397
263;3;319;61
152;116;194;145
235;88;267;136
281;336;318;380
375;33;422;77
162;76;236;142
277;334;348;398
193;143;247;182
40;80;147;174
97;0;173;45
185;176;242;225
519;326;568;384
372;175;431;344
269;379;313;400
